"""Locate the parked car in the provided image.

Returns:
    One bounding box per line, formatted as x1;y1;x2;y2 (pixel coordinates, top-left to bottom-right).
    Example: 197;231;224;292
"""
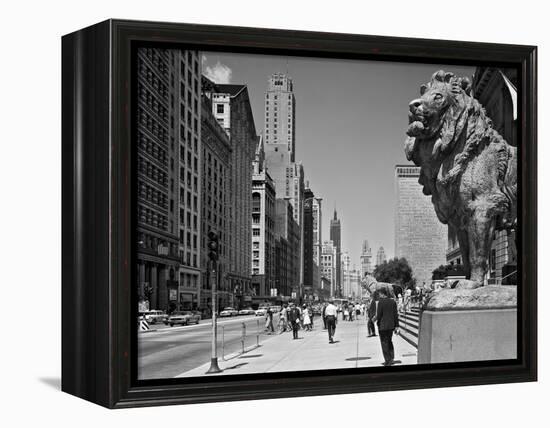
141;310;167;324
219;307;238;317
238;307;255;316
167;310;201;326
255;307;267;317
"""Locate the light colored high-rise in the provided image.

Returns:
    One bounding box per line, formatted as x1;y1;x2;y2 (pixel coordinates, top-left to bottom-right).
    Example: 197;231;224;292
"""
394;165;447;286
376;246;387;267
341;251;351;297
264;73;296;161
321;240;337;297
360;240;372;277
263;73;305;292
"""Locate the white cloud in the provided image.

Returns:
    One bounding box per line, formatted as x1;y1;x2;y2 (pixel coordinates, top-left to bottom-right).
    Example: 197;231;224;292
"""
203;60;232;84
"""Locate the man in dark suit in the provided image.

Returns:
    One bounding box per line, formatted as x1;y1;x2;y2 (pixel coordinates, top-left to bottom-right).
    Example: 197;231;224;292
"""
376;287;400;366
287;302;301;340
367;294;378;337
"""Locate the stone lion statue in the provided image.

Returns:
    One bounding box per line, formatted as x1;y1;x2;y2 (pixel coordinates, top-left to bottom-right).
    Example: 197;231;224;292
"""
362;275;395;298
405;70;517;287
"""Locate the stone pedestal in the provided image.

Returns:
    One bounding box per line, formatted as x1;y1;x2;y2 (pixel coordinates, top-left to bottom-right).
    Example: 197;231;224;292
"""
417;286;517;364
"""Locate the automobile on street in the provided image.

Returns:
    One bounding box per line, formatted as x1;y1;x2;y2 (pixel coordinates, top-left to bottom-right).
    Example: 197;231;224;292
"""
219;307;238;317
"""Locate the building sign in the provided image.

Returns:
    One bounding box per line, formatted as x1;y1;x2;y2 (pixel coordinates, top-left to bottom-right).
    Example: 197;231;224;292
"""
169;289;177;301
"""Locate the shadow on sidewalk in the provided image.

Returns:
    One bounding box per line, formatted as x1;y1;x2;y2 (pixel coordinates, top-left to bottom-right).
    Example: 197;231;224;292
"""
224;362;249;370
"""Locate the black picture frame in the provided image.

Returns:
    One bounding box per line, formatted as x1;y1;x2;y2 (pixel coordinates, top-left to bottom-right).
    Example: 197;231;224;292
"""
62;19;537;408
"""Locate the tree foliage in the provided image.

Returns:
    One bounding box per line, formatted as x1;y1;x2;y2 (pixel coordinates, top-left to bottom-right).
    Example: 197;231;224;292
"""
432;263;466;280
373;257;415;288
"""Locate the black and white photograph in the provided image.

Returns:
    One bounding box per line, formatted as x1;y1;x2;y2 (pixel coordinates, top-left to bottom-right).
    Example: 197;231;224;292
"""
4;0;547;422
136;48;519;380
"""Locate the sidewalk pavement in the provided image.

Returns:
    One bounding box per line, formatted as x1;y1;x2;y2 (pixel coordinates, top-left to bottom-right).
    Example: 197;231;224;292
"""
177;316;418;377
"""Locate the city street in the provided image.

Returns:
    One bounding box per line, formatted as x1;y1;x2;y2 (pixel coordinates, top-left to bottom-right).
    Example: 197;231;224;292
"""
139;314;417;379
138;315;277;379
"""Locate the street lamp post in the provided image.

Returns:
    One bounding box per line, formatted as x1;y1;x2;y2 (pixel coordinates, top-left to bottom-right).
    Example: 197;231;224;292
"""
206;231;222;374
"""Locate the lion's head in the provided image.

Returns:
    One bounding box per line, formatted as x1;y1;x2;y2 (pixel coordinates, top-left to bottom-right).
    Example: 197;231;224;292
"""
406;70;473;161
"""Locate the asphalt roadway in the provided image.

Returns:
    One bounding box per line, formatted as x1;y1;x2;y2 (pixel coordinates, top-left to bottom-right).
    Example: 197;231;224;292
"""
138;314;281;380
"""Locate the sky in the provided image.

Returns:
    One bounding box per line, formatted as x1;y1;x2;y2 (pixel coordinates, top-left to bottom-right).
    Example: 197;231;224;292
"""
202;51;475;266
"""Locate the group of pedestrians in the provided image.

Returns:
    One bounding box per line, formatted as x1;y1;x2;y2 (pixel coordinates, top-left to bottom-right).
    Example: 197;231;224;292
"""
323;288;401;366
262;289;401;366
267;302;316;339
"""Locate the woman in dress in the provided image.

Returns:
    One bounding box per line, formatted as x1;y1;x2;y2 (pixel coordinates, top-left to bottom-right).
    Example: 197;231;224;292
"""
302;304;312;331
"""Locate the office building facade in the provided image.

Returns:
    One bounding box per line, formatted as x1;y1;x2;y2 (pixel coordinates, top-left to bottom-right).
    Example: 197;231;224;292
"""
251;138;276;303
394;165;447;287
136;48;202;312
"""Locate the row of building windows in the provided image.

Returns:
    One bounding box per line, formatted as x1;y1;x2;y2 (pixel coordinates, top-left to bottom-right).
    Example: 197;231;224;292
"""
138;107;169;145
137;83;169;122
138;155;168;187
179;250;198;269
137;232;178;257
179;228;199;251
141;48;169;78
179;147;199;170
178;208;198;231
138;182;168;210
138;58;169;99
178;187;198;213
138;204;168;231
138;131;167;166
179;168;198;192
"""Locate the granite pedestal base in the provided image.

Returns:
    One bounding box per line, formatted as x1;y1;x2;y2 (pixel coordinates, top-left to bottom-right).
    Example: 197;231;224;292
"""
417;307;517;364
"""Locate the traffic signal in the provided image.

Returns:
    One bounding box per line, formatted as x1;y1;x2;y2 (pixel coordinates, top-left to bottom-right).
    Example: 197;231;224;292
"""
207;230;219;261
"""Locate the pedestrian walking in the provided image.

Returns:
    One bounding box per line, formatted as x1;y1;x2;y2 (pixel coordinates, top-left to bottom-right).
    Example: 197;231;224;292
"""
288;302;301;340
322;303;327;330
404;288;412;313
302;304;312;331
376;287;400;366
367;295;378;337
325;298;338;343
265;307;274;333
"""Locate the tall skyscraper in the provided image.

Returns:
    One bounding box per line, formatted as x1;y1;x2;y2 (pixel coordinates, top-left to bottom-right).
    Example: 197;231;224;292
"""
394;165;447;286
376;246;387;267
360;240;372;277
263;73;305;293
136;48;202;312
264;73;296;161
330;209;342;296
